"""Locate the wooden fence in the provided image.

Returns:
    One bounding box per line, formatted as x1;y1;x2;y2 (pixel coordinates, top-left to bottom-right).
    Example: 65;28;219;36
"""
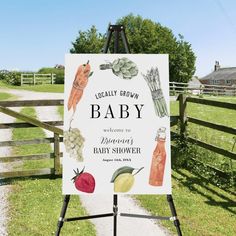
172;94;236;178
21;73;56;85
170;82;236;96
0;96;235;180
0;100;63;179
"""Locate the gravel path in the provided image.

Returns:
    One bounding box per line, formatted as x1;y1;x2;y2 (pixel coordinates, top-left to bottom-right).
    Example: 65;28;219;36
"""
80;194;171;236
0;106;18;236
0;88;172;236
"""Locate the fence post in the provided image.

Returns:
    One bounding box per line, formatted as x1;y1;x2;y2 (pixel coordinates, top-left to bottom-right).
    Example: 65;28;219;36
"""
21;74;23;86
33;73;36;85
200;85;203;95
179;94;187;136
51;73;54;84
54;132;61;175
173;82;176;95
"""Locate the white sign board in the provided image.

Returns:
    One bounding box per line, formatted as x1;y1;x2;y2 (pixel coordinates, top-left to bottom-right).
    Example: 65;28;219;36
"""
63;54;171;195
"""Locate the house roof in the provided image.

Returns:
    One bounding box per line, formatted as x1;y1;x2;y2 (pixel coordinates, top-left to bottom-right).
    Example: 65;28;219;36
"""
188;76;202;88
200;67;236;81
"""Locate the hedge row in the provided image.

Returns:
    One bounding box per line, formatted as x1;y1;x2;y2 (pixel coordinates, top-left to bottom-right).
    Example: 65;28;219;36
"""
0;70;21;85
0;68;65;86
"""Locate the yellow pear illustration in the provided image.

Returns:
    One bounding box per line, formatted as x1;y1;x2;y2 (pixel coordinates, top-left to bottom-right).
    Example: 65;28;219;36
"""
111;166;144;193
114;173;134;192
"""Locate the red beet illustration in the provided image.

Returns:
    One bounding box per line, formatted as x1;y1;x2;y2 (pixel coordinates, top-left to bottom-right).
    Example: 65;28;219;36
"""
71;167;95;193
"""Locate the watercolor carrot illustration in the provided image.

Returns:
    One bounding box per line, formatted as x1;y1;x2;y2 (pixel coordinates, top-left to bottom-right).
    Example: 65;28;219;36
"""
68;61;93;113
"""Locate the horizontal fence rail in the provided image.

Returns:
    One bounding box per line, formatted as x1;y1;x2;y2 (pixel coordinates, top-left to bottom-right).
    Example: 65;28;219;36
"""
0;152;63;163
0;106;63;135
0;99;64;107
0;168;55;179
170;81;236;89
170;81;236;96
187;136;236;160
186;97;236;110
187;117;236;135
0;121;63;129
21;73;56;85
1;97;235;180
0;137;63;147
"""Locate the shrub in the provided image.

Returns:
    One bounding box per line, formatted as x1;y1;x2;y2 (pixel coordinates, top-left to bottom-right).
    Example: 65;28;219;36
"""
38;67;64;84
0;70;21;85
0;70;10;80
54;71;64;84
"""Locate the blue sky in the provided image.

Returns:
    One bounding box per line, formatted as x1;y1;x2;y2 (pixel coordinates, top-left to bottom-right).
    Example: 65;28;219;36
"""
0;0;235;77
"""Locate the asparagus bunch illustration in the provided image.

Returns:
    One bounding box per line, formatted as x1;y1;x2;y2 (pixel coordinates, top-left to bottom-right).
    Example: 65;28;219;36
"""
142;67;168;118
100;57;138;80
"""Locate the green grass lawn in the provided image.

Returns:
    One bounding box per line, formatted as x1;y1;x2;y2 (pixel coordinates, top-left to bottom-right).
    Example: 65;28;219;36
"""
136;169;236;236
5;94;236;236
170;96;236;172
58;106;64;117
7;107;96;236
0;80;64;93
172;97;236;148
58;95;236;235
0;91;16;100
12;107;52;170
135;95;236;236
8;179;96;236
203;95;236;103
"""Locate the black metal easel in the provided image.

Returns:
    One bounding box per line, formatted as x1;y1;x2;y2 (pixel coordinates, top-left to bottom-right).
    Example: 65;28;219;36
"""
55;24;182;236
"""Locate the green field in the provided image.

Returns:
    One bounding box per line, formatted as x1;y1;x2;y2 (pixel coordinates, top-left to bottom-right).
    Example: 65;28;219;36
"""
58;106;64;117
0;80;64;93
171;96;236;172
7;107;96;236
8;179;96;236
12;107;52;170
0;91;16;100
5;93;236;236
171;96;236;146
136;95;236;236
137;169;236;236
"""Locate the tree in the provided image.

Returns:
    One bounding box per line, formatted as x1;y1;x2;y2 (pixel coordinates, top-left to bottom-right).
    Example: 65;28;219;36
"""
170;35;196;83
70;25;105;53
70;14;196;82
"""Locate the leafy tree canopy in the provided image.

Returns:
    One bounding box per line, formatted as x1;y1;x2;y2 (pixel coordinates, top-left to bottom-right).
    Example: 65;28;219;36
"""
70;25;105;54
70;14;196;82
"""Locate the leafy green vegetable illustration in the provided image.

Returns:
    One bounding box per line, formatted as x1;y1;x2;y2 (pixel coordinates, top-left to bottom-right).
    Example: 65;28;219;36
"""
100;57;138;79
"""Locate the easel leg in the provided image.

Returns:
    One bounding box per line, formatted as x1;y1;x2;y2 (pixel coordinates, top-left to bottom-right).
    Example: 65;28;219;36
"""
103;25;113;53
113;194;118;236
120;29;130;53
55;195;71;236
167;194;182;236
